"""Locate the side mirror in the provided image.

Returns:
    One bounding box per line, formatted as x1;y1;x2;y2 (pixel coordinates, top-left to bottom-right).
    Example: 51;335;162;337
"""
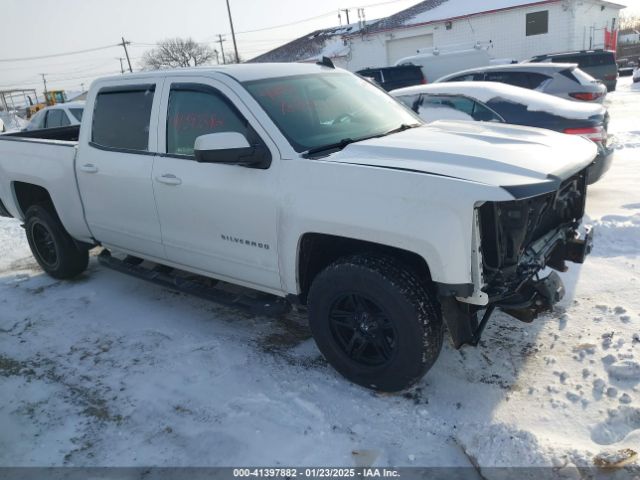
194;132;270;168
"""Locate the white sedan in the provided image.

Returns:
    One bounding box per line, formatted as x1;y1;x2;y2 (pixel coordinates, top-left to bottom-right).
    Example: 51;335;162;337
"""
24;101;85;131
634;68;640;84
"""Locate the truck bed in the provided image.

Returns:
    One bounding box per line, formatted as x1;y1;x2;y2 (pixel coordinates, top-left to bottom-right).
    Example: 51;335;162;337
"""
0;124;93;242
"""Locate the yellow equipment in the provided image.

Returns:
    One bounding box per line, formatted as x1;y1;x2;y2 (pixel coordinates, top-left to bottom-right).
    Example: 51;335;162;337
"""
44;90;67;106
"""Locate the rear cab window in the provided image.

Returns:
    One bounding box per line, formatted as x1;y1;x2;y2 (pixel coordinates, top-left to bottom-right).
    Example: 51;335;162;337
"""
91;85;155;151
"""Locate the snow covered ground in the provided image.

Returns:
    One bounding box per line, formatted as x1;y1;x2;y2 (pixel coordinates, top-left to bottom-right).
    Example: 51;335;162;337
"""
1;77;639;474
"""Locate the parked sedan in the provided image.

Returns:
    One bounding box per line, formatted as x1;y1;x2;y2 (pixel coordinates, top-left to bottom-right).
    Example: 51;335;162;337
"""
24;102;84;131
391;82;613;184
435;63;607;103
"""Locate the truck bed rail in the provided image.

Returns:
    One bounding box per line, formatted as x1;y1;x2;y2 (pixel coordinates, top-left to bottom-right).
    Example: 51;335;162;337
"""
2;125;80;142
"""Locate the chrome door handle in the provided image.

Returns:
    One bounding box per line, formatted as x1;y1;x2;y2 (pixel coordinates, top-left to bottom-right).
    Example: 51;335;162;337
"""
80;163;98;173
155;174;182;186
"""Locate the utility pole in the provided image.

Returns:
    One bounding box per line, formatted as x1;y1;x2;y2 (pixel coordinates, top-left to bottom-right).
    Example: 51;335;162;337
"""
340;8;351;25
81;82;85;93
40;74;48;104
217;34;227;64
120;37;133;72
117;57;125;74
225;0;240;63
357;8;366;28
213;49;220;65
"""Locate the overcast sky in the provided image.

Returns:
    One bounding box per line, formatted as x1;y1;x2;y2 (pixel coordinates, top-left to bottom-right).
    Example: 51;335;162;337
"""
0;0;425;95
0;0;638;96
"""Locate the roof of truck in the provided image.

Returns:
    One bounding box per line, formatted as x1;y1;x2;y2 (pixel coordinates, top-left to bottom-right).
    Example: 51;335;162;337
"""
95;63;341;85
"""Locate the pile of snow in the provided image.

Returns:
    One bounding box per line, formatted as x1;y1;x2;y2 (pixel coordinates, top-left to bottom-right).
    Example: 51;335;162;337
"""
392;82;605;120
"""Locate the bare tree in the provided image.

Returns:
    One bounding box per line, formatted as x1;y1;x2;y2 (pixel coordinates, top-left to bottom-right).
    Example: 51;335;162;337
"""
141;38;216;70
620;14;640;31
222;52;243;64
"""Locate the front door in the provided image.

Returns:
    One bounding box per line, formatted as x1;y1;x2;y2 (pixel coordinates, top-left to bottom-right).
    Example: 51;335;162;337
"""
76;81;165;258
151;77;281;292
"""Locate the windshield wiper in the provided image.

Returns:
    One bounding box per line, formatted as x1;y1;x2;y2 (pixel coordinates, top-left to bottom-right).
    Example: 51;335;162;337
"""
382;123;421;136
303;124;421;158
304;137;357;157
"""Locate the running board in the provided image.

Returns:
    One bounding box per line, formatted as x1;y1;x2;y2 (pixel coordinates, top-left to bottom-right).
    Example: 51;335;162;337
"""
98;250;291;318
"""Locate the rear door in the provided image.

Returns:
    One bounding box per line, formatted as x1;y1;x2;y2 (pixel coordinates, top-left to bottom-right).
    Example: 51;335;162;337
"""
151;75;282;292
76;80;166;258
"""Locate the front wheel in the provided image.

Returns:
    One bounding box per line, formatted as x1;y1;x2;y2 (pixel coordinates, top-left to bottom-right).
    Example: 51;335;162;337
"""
308;254;443;392
25;205;89;279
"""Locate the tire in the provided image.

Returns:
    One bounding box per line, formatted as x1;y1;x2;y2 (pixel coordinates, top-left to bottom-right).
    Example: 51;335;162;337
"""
308;254;443;392
24;205;89;279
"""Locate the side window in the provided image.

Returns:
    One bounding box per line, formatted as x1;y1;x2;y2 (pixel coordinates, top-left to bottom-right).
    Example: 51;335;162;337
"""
69;108;84;122
448;73;482;82
396;94;421;112
526;10;549;36
470;102;502;122
527;73;552;89
484;71;530;88
166;84;251;157
92;85;155;151
45;109;65;128
61;111;72;126
29;109;46;129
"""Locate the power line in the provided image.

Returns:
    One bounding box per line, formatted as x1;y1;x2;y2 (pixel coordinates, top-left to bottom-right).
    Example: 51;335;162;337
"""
0;44;118;63
225;0;415;35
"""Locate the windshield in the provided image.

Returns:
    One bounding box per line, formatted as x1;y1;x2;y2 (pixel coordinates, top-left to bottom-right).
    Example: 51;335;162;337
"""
243;73;420;153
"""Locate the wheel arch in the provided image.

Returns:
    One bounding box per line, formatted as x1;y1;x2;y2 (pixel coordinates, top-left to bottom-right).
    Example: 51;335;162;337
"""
295;232;434;305
12;181;56;219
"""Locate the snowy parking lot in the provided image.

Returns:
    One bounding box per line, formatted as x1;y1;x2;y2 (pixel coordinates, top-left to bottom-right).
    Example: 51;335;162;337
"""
1;77;639;472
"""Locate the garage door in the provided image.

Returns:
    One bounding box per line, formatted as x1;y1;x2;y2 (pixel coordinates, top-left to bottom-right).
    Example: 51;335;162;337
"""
386;34;434;64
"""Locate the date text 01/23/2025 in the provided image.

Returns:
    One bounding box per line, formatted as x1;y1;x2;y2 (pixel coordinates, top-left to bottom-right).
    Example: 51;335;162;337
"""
232;468;401;478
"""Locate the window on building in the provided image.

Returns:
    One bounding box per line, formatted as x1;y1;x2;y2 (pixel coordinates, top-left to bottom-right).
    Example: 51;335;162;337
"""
92;85;155;151
526;10;549;36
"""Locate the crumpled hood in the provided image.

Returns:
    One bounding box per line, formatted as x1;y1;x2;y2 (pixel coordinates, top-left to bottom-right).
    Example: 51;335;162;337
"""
327;121;598;196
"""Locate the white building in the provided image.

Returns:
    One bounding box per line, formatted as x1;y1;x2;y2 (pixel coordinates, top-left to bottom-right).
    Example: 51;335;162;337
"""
344;0;625;71
250;0;626;71
619;28;640;44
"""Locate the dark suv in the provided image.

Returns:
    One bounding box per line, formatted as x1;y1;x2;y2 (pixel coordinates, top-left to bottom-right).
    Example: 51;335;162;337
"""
528;50;618;91
356;65;425;91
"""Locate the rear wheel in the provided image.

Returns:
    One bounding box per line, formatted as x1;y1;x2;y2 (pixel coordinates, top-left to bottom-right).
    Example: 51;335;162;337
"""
25;205;89;279
308;254;443;392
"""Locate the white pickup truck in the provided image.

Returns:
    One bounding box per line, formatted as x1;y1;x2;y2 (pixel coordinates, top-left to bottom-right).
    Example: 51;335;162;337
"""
0;62;595;391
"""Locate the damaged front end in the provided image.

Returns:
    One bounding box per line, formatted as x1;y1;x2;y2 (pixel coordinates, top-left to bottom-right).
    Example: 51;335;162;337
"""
443;168;593;348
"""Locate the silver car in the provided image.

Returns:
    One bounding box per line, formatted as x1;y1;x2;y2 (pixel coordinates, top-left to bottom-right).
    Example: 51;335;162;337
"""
24;101;85;131
435;63;607;103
